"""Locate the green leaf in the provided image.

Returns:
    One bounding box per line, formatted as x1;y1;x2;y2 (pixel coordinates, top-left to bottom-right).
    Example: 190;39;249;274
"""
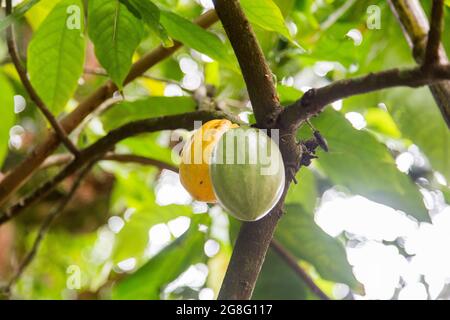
112;215;207;299
240;0;294;42
385;88;450;182
110;172;193;262
365;108;401;139
300;108;429;222
285;167;317;215
15;230;99;299
275;204;360;289
0;0;41;31
253;250;309;299
113;203;193;262
120;133;176;165
159;10;234;67
25;0;59;30
27;0;86;114
277;84;304;105
0;72;15;167
101;96;197;131
88;0;144;88
119;0;171;46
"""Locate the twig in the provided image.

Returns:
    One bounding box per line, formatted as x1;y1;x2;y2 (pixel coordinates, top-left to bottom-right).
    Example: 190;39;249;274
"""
103;154;179;173
71;96;123;144
40;153;179;173
5;0;80;156
388;0;450;128
84;67;195;94
279;64;450;131
1;160;95;296
320;0;357;31
0;110;240;226
0;9;219;208
270;239;330;300
424;0;445;66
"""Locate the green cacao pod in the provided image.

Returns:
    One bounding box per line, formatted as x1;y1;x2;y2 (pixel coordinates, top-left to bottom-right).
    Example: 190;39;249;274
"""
210;127;285;221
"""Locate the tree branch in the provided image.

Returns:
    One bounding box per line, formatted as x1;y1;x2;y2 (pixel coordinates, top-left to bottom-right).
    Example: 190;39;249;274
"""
41;153;179;173
279;64;450;130
0;9;219;208
213;0;302;300
5;0;79;156
270;239;330;300
320;0;357;31
213;0;281;128
1;161;95;297
388;0;450;127
0;110;239;226
424;0;445;66
84;68;194;94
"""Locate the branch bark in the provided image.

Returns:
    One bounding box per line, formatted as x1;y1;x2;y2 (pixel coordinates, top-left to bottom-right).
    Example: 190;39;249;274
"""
5;0;79;156
0;9;219;208
424;0;445;66
279;64;450;130
0;110;239;226
388;0;450;127
213;0;281;128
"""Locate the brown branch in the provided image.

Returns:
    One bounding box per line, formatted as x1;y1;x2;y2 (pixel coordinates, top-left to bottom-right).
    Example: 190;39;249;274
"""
213;0;281;128
103;154;179;172
388;0;450;127
270;239;330;300
0;9;219;208
424;0;445;66
5;0;80;156
279;64;450;130
41;153;179;173
320;0;357;31
1;160;95;297
213;0;302;300
84;67;194;94
0;110;239;226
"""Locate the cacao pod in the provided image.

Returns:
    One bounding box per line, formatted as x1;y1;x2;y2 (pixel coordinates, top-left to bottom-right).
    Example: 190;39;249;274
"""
179;119;238;202
210;127;285;221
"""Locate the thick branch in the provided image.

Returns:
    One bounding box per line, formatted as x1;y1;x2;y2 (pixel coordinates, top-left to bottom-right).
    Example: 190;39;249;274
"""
388;0;450;127
213;0;281;127
280;65;450;130
219;204;284;300
1;161;94;296
213;0;302;300
270;239;330;300
0;110;238;225
0;10;219;208
424;0;445;66
5;0;79;156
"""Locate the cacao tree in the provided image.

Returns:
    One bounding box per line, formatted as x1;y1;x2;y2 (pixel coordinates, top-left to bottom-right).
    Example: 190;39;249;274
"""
0;0;449;300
